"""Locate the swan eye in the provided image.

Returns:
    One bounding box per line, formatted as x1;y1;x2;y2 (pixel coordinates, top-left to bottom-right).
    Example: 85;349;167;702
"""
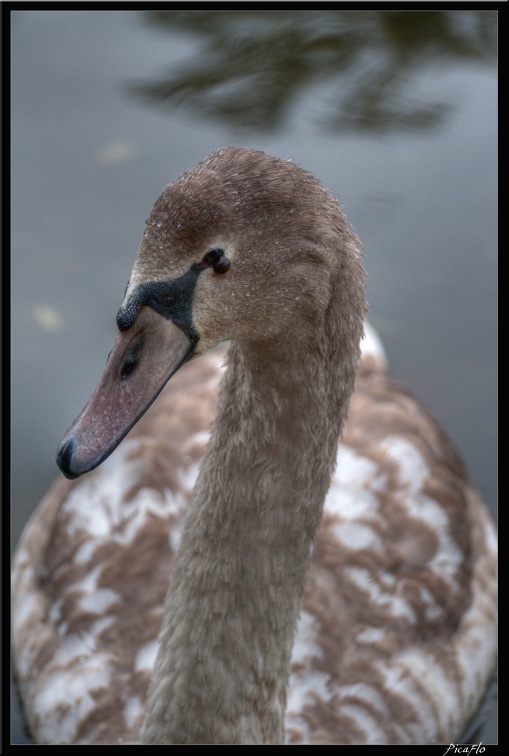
213;257;230;274
202;248;230;274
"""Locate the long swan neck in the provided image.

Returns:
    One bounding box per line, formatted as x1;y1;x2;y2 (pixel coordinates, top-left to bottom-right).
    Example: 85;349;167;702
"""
142;231;365;744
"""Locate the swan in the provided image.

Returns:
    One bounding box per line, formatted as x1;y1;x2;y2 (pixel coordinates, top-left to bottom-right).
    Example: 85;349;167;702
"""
12;147;497;745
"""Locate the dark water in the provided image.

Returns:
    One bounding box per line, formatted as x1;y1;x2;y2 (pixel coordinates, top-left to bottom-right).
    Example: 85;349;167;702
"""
10;10;497;744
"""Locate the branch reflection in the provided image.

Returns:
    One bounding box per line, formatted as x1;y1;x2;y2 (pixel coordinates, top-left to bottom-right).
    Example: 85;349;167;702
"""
128;11;496;133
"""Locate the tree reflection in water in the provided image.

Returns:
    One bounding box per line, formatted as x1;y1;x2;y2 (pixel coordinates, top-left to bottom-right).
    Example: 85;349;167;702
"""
128;10;496;133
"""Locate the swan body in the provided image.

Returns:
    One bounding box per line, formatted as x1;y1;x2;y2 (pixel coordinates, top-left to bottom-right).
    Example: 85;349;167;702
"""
12;147;497;744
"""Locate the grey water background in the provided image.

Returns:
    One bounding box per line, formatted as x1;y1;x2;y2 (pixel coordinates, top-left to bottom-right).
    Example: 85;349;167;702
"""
11;10;497;744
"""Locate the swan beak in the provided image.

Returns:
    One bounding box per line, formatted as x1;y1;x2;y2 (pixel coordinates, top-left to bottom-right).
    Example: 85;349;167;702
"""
56;307;195;479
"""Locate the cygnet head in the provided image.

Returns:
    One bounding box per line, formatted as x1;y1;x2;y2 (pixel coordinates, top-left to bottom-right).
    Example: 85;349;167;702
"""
56;147;366;479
